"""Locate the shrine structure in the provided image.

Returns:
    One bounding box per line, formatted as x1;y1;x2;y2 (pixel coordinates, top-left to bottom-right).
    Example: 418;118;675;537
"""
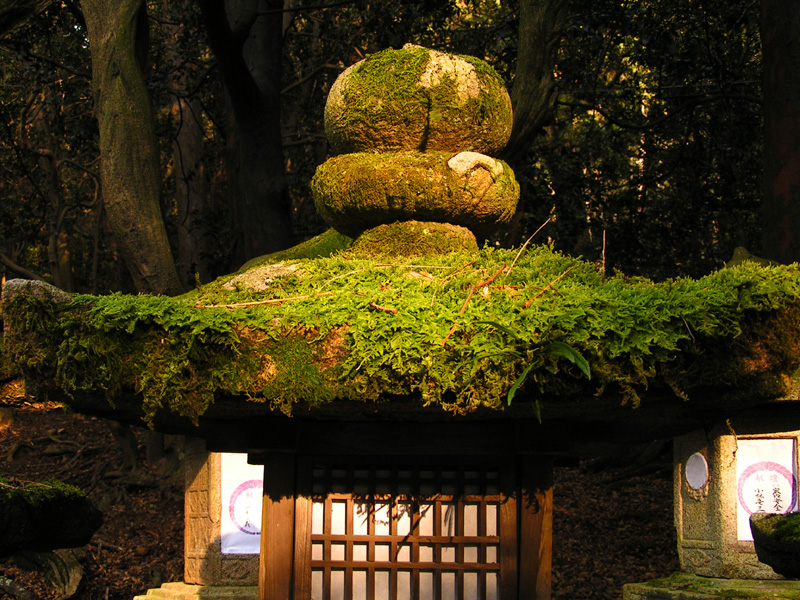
5;45;800;600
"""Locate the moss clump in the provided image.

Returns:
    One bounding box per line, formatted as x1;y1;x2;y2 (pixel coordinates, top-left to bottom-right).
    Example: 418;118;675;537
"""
349;221;479;258
749;512;800;578
312;151;519;238
772;512;800;543
238;228;352;271
4;246;800;424
0;476;103;555
325;45;513;155
751;512;800;548
629;572;800;598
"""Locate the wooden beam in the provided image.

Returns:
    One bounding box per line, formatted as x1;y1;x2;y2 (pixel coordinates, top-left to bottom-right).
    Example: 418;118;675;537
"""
259;453;297;600
519;457;553;600
499;466;519;599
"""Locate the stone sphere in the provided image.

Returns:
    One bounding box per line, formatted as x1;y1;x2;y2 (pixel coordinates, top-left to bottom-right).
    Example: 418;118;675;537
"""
325;45;513;155
311;151;519;239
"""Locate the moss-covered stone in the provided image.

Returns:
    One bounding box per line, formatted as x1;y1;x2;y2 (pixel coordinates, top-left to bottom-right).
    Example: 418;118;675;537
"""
325;45;513;155
3;247;800;429
750;512;800;578
349;221;479;258
312;151;519;238
0;477;103;556
238;228;352;271
624;572;800;599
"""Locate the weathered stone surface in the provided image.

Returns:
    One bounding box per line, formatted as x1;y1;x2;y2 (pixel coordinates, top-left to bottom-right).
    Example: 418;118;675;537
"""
675;428;792;580
312;151;519;238
325;45;513;155
350;221;479;257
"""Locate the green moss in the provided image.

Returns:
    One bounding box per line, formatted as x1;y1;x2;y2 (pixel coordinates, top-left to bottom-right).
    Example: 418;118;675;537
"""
753;511;800;548
312;151;519;238
238;228;352;271
633;572;800;598
325;46;513;155
5;246;800;424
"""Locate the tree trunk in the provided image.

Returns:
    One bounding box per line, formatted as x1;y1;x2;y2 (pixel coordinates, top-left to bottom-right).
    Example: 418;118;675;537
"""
200;0;294;267
760;0;800;264
163;2;213;287
501;0;567;166
82;0;184;296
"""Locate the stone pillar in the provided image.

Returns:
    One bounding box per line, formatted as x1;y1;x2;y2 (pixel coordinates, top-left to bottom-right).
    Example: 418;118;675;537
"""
184;437;259;586
674;425;800;579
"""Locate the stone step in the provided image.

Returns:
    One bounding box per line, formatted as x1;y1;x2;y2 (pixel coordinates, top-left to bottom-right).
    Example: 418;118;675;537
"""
133;582;258;600
623;573;800;599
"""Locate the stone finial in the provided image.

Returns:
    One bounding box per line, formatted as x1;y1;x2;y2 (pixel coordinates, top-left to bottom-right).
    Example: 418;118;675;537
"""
315;44;519;254
324;45;513;155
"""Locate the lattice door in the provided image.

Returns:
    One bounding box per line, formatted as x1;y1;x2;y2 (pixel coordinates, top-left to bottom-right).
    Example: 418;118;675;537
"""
294;458;515;600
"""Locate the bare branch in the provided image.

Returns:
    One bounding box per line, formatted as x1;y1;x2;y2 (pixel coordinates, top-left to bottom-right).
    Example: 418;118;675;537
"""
0;251;48;282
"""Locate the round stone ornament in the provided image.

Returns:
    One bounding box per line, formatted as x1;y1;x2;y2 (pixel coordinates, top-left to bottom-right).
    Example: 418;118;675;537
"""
311;151;520;239
325;45;513;155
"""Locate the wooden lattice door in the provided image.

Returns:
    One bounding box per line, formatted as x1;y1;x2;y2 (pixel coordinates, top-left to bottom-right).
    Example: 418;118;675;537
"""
294;458;514;600
259;453;551;600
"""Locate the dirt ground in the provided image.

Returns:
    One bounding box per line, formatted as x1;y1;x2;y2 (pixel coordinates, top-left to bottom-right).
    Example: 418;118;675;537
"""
0;379;679;600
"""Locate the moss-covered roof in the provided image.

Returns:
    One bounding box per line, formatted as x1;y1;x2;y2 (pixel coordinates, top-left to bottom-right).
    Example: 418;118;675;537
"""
3;240;800;443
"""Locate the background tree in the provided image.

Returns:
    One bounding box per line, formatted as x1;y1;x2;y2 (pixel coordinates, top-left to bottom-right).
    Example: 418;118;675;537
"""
199;0;294;267
82;0;184;295
760;0;800;264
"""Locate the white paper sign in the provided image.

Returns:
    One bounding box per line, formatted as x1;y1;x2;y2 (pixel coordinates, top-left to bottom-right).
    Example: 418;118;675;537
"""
736;438;797;541
220;453;263;554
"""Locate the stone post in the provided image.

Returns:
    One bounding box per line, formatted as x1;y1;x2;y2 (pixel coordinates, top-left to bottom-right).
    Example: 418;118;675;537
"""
674;424;800;579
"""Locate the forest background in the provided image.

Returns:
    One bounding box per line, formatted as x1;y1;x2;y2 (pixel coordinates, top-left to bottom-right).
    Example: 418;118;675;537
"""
0;0;796;298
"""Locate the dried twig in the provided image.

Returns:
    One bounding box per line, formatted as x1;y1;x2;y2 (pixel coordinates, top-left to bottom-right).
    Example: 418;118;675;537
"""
505;217;552;279
441;265;507;346
442;259;477;283
602;229;607;277
368;302;398;315
460;265;506;314
522;265;577;309
89;538;124;552
441;322;459;346
458;286;476;314
196;292;334;309
430;259;478;308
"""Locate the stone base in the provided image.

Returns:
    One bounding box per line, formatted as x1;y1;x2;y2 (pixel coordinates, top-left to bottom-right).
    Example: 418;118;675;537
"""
623;572;800;599
132;582;258;600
